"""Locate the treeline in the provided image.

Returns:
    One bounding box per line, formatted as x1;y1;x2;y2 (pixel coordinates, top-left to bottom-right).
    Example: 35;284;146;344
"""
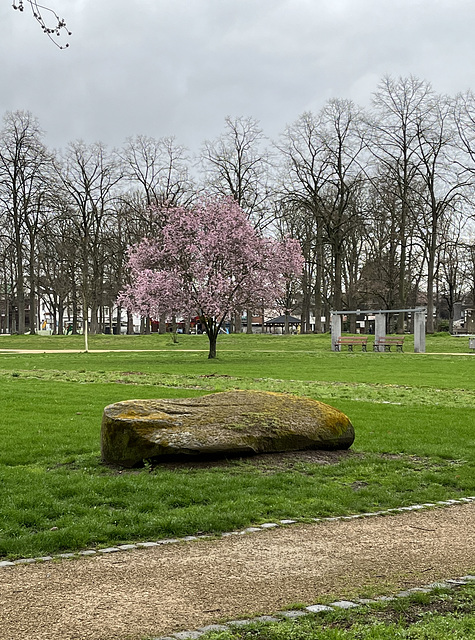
1;75;475;335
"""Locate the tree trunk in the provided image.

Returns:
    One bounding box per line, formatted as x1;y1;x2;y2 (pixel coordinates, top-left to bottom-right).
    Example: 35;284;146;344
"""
300;269;310;333
246;309;253;334
202;316;220;358
115;305;121;334
71;279;79;334
425;210;439;334
72;305;78;334
3;276;9;333
313;226;324;333
449;316;454;334
159;313;166;334
16;280;25;334
29;288;36;335
28;242;37;335
127;309;134;334
301;293;311;333
145;316;151;334
426;270;435;334
234;310;242;334
58;302;64;335
313;277;323;334
333;245;343;311
13;211;25;334
89;303;98;334
397;210;408;334
51;304;57;334
208;333;217;359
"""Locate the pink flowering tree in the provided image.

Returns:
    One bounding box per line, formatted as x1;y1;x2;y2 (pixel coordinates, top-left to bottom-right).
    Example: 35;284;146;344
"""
119;197;303;358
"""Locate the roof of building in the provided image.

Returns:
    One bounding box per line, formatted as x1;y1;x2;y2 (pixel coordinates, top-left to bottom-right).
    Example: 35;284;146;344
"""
265;314;301;325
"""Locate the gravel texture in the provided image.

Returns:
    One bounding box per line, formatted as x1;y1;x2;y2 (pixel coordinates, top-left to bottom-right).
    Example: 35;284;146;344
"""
0;503;474;640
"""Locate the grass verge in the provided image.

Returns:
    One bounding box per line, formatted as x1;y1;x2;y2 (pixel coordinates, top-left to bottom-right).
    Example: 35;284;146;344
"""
196;584;475;639
0;334;474;559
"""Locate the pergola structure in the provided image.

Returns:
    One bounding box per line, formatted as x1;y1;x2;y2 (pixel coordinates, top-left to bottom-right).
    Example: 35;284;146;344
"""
331;308;427;353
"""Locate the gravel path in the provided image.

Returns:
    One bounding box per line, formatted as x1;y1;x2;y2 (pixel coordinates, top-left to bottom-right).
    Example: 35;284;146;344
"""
1;503;474;640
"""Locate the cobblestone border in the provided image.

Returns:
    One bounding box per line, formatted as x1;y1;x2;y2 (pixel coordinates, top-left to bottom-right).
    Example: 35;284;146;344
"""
155;575;475;640
1;496;474;570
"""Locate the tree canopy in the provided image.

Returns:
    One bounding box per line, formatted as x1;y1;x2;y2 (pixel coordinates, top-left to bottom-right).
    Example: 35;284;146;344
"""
119;197;303;357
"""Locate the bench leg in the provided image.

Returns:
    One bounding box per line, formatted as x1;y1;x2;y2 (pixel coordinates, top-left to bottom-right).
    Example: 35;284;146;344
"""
362;345;367;352
348;345;353;352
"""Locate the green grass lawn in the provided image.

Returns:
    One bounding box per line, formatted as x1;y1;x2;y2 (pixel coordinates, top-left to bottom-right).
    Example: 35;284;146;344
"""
0;333;475;560
0;329;473;354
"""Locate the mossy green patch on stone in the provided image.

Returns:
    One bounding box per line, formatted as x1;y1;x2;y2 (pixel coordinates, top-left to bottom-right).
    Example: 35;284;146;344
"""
101;390;355;467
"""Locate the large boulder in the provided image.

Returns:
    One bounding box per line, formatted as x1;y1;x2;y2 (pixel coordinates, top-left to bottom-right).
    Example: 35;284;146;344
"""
101;390;355;467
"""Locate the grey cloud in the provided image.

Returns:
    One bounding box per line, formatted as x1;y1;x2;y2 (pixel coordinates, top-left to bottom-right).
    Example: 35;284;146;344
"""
1;0;475;153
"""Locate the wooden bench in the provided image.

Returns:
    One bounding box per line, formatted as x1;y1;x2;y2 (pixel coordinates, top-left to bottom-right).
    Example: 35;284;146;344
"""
335;336;368;352
373;336;405;352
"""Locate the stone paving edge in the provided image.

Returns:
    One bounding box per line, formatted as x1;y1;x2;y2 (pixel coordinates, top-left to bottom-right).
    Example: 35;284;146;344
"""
0;496;474;569
155;575;475;640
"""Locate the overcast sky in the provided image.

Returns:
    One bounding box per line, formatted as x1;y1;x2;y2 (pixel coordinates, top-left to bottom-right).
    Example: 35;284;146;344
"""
1;0;475;154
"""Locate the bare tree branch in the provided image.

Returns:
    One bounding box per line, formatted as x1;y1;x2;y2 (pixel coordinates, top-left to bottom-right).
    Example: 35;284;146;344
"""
12;1;71;49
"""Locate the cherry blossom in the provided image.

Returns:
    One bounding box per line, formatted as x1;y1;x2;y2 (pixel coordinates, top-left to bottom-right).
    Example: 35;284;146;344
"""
120;197;303;358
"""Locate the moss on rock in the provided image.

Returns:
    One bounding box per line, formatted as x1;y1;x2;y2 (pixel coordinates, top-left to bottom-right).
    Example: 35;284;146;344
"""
101;390;355;467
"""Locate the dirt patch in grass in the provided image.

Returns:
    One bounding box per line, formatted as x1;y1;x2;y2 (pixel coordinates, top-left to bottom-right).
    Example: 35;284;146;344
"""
147;448;361;472
139;449;444;475
367;591;473;625
108;448;449;477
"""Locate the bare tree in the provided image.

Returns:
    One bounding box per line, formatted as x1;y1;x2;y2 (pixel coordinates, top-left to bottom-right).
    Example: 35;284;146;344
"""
274;199;318;332
413;93;468;332
277;99;367;322
437;214;469;332
357;173;401;309
341;184;368;329
0;110;52;333
452;90;475;215
37;209;76;334
317;99;368;311
200;116;273;229
200;116;274;332
0;220;15;333
120;135;194;211
370;76;433;330
55;141;123;338
277;111;327;331
118;135;194;333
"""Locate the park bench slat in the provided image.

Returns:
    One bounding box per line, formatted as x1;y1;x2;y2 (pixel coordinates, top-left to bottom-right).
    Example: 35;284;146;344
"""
336;336;368;352
373;336;405;352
